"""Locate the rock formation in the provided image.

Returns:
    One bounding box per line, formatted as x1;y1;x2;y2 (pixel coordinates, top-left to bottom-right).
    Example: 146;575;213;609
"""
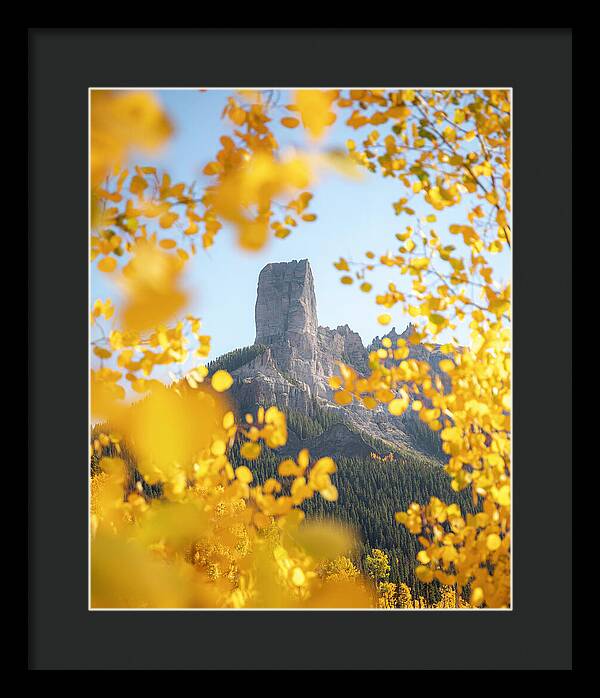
255;259;318;343
226;259;447;459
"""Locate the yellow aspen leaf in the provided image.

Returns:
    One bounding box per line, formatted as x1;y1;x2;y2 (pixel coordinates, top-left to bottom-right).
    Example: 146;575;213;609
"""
278;459;301;477
387;105;411;119
222;411;235;430
340;276;353;285
281;117;300;128
360;282;372;293
190;366;208;382
240;442;261;461
492;485;511;507
203;161;223;176
91;90;172;187
129;175;148;197
420;408;440;423
388;399;407;416
486;534;502;551
119;242;187;333
375;389;394;403
159;211;179;229
441;546;458;563
328;376;342;389
228;106;246;126
435;571;456;586
97;256;117;273
302;213;317;222
93;346;112;360
377;314;392;325
131;378;149;394
334;258;350;271
291;567;306;586
211;370;233;393
415;565;434;583
210;439;226;456
294;89;336;139
471;587;484;607
441;426;462;442
333;390;353;406
320;484;338;502
235;465;253;484
159;239;177;250
411;257;430;270
120;384;227;484
238;219;269;252
298;449;310;469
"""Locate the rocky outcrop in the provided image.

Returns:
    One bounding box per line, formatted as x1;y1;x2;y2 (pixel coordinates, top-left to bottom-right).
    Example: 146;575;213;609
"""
227;259;447;459
250;260;372;404
255;259;318;343
318;324;369;375
284;422;375;460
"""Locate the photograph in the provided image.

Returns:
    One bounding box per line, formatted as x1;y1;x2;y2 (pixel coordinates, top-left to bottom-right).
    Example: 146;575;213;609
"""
89;87;512;610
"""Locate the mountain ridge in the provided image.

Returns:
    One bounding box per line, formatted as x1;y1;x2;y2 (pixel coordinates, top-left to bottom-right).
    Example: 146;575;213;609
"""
223;259;446;461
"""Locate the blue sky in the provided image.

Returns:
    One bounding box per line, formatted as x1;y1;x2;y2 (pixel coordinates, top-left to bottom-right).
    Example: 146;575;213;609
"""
91;89;510;361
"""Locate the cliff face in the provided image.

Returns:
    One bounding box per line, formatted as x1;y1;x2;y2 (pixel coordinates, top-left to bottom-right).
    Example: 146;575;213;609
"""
255;260;318;342
229;259;446;459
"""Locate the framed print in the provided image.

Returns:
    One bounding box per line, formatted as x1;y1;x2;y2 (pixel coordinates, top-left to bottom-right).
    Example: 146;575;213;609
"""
29;28;572;670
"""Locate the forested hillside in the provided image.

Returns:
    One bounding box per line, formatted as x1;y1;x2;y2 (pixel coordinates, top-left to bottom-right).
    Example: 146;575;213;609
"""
224;404;478;604
206;344;267;376
93;392;476;606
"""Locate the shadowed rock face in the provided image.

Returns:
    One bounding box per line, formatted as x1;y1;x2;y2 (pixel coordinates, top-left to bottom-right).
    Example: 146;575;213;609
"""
230;260;448;459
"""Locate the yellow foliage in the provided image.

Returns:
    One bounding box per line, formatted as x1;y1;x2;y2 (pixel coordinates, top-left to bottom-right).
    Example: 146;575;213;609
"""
91;90;172;187
293;89;337;139
119;240;188;333
90;87;511;609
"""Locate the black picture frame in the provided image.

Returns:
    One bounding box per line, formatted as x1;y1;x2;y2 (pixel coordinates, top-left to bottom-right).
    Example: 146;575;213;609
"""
28;28;573;670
